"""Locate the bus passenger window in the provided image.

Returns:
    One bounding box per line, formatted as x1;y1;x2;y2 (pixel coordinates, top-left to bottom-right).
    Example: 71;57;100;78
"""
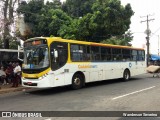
91;46;101;61
112;48;122;61
131;50;138;61
71;44;90;62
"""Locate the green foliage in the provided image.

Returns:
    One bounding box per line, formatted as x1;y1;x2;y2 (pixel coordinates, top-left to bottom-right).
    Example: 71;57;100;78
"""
9;41;19;49
34;9;72;37
90;0;134;41
101;30;133;46
17;0;134;46
46;0;62;9
17;0;71;37
59;13;97;41
0;38;19;49
62;0;95;18
58;19;79;39
101;36;130;46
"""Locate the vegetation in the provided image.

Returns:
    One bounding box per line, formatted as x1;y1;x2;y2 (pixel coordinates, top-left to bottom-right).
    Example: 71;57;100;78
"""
0;0;134;49
101;30;133;46
0;0;21;49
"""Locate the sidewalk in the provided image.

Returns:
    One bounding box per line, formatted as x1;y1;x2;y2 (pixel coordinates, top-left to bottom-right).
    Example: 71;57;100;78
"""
0;84;31;94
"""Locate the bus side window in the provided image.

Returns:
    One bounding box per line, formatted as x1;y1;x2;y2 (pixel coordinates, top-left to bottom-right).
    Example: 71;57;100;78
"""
122;49;131;61
131;50;138;61
112;48;122;61
71;44;90;62
138;50;145;61
91;46;101;61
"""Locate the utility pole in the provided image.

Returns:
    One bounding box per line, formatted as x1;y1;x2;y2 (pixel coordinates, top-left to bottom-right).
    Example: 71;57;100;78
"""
141;15;154;66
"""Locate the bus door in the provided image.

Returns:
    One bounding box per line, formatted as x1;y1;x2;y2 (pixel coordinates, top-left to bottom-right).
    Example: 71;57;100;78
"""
50;41;68;86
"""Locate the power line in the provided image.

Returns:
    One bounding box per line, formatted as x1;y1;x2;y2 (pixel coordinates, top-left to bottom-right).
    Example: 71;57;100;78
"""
151;26;160;37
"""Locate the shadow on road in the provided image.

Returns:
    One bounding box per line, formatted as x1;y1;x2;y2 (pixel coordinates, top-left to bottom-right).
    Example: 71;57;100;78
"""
84;77;142;88
26;77;143;96
26;86;72;95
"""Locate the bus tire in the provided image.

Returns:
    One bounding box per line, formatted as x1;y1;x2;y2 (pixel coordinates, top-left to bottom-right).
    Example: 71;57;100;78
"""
123;69;130;81
71;74;84;89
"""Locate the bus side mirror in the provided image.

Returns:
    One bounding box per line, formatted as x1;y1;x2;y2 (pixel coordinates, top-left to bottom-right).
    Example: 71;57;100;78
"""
51;49;58;62
54;49;58;58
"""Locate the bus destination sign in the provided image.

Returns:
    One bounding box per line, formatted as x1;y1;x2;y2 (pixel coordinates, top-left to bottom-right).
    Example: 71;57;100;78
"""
24;39;47;47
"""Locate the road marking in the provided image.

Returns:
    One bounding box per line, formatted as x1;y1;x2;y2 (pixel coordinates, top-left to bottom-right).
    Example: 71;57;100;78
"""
45;118;51;120
112;86;156;100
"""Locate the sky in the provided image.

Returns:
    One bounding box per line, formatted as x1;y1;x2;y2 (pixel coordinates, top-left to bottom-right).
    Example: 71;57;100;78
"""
47;0;160;54
119;0;160;54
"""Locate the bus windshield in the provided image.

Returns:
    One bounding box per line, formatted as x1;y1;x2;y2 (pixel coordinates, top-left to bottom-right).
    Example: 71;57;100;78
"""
23;45;49;69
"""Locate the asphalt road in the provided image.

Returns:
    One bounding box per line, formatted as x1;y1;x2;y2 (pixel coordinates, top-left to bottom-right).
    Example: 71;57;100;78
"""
0;73;160;120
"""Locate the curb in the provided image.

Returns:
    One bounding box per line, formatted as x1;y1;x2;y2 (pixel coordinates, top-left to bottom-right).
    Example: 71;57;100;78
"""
0;87;32;94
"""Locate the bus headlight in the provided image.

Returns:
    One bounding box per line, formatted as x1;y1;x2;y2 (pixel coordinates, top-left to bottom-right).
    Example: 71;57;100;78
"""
39;73;48;80
22;77;26;80
39;77;43;80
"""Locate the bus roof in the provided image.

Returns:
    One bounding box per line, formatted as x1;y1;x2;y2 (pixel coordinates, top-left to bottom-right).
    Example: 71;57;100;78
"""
25;37;144;51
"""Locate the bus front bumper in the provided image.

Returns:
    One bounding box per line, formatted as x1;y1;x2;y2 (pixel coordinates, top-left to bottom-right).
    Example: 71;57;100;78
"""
22;77;53;88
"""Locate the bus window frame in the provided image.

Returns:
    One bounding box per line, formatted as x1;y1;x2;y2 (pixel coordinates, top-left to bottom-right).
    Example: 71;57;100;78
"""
50;41;68;71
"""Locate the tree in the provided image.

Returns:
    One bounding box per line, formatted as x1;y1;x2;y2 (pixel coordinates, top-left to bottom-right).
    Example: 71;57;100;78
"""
0;0;19;49
88;0;134;42
58;19;79;39
46;0;62;9
17;0;134;46
61;0;134;43
17;0;71;37
101;30;133;46
58;13;97;41
62;0;95;18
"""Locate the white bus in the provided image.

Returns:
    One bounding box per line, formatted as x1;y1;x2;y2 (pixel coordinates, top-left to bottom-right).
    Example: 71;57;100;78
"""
22;37;146;89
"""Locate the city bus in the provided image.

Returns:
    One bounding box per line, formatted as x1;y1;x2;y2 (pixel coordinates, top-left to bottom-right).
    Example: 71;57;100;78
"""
0;48;23;64
22;37;146;89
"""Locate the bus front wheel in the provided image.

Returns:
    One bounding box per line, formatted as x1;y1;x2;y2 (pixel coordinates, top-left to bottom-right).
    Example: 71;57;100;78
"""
71;74;83;89
123;69;130;81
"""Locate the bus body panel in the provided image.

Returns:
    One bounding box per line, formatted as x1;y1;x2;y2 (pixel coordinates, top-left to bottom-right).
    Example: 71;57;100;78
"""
22;61;146;88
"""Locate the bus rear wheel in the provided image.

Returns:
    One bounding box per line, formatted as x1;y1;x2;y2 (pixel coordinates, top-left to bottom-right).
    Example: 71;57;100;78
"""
71;74;83;89
123;69;130;81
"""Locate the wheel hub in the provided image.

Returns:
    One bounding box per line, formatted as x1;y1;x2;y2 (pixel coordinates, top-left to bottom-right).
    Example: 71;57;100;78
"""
74;78;80;85
125;73;129;79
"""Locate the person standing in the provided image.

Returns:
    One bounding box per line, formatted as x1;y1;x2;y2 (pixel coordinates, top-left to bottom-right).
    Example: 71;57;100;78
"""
12;62;21;87
5;63;14;84
0;66;7;85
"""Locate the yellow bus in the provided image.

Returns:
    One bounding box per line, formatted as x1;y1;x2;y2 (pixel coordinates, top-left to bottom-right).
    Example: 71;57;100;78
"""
22;37;146;89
